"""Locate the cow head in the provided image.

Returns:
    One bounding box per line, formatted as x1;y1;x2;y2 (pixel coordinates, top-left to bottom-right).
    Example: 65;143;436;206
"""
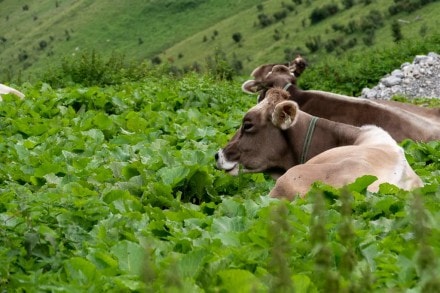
242;55;306;95
242;65;296;103
216;88;299;177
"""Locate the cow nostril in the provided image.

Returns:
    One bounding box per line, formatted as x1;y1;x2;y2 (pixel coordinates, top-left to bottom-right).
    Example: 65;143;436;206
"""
214;153;219;161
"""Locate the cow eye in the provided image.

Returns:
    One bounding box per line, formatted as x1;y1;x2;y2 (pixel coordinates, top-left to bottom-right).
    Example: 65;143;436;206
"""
242;121;254;132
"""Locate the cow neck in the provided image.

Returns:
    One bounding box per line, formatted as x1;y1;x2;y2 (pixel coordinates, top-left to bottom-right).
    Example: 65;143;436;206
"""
283;82;293;91
300;116;318;164
287;113;361;165
284;113;318;166
283;83;309;107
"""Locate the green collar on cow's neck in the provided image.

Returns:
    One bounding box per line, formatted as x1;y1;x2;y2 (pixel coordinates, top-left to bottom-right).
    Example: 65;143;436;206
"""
283;83;293;91
300;116;319;164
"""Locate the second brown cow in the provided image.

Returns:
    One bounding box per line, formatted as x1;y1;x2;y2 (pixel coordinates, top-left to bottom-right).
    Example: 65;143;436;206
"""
241;65;440;142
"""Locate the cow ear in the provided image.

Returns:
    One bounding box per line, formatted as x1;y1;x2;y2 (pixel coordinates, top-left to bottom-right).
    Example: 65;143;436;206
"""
290;55;307;78
272;101;298;130
241;80;262;94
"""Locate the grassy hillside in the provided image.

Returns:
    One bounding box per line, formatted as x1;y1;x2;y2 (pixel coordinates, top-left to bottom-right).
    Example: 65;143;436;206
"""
161;0;440;74
1;0;439;82
0;0;265;81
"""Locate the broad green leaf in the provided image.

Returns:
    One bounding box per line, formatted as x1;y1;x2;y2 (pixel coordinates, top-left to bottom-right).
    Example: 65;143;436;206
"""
347;175;377;192
218;198;246;217
293;274;318;293
82;129;105;144
87;249;119;272
125;111;148;132
113;275;147;291
111;240;145;276
178;249;208;278
378;183;401;195
103;189;142;213
64;257;99;284
211;216;246;233
157;165;190;186
93;112;114;130
217;269;265;292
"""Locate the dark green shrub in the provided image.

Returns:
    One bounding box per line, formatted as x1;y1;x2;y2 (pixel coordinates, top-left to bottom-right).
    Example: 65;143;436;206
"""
232;32;242;44
391;20;403;42
40;50;167;87
389;0;436;15
273;29;282;41
257;13;273;27
273;9;288;21
205;48;235;81
362;29;376;46
324;38;343;53
151;56;161;65
342;0;354;9
345;20;358;34
310;4;340;24
18;50;28;62
38;40;47;50
282;3;295;12
332;23;345;32
360;10;383;31
340;37;357;50
305;35;322;53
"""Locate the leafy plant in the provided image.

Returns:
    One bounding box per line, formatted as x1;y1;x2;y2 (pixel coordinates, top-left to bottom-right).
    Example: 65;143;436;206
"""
1;69;440;291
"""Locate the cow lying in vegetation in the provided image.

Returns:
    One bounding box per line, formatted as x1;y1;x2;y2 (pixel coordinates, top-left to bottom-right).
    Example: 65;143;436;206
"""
216;88;423;199
244;59;440;123
242;65;440;142
0;83;25;101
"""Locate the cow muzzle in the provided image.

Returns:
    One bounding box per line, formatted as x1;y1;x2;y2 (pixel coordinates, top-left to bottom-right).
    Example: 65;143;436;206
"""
215;149;239;175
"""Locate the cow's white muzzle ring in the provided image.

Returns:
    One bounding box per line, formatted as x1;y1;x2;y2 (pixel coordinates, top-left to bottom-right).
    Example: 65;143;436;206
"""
216;149;239;175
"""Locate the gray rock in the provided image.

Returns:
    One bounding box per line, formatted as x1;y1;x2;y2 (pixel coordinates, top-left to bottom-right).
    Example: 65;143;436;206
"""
414;55;427;64
382;76;402;87
361;51;440;100
365;89;378;99
391;69;404;78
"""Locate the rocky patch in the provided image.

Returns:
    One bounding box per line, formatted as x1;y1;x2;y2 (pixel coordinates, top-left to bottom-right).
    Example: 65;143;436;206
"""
361;52;440;100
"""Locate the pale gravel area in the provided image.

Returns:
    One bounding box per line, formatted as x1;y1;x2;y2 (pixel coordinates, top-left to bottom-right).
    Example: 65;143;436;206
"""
360;52;440;100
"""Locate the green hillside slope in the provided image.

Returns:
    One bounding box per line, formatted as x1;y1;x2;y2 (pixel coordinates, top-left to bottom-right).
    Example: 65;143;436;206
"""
0;0;264;80
1;0;439;82
161;0;440;74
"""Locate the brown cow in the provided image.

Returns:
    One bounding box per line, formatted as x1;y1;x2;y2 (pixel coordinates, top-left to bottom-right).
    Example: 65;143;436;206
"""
242;55;307;94
216;88;423;199
0;83;25;101
244;61;440;122
242;65;440;142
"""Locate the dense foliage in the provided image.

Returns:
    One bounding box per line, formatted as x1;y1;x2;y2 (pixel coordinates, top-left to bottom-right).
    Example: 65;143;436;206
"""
1;72;440;291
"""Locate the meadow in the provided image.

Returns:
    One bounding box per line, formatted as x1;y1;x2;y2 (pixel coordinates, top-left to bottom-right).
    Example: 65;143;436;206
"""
2;26;440;291
1;65;440;291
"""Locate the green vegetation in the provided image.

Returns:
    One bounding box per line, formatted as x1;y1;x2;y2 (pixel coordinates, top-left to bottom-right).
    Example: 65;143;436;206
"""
2;43;440;290
0;73;439;292
1;1;440;291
